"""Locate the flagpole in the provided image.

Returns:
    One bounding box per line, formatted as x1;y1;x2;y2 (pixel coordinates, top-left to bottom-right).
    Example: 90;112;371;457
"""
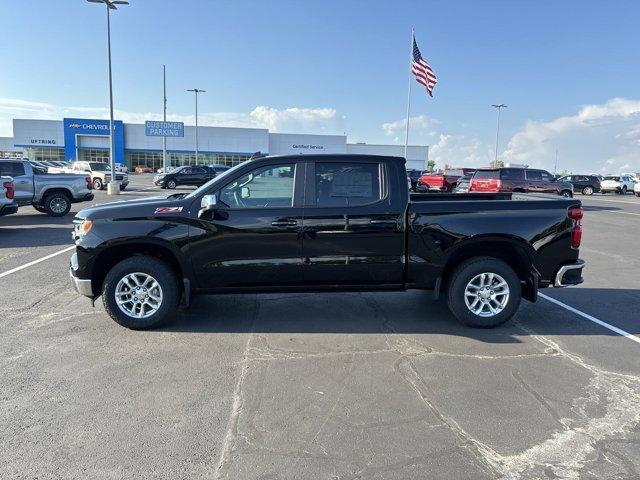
403;28;414;160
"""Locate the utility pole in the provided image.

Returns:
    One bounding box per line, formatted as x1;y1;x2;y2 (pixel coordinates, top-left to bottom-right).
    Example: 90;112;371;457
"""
86;0;129;195
162;65;167;172
491;104;507;167
187;88;205;164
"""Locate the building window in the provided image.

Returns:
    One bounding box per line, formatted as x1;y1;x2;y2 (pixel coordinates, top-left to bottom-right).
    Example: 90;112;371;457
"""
125;151;253;172
78;148;110;163
26;147;65;162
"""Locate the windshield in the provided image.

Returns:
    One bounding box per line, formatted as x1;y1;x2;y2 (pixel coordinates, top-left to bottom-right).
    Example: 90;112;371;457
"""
184;161;250;199
89;162;111;171
604;176;620;181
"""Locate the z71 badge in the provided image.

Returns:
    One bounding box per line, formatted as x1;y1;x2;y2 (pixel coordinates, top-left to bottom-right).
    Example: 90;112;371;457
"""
154;206;183;214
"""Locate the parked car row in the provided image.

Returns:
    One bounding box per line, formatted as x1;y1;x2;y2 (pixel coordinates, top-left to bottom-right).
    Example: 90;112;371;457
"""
48;161;129;191
410;167;640;198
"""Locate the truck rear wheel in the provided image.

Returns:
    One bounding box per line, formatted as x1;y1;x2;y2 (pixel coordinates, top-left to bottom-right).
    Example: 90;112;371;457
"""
43;192;71;217
102;256;180;330
93;178;103;190
446;257;521;328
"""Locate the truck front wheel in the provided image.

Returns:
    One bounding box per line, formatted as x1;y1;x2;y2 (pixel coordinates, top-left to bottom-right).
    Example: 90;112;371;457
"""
102;256;180;330
446;257;521;328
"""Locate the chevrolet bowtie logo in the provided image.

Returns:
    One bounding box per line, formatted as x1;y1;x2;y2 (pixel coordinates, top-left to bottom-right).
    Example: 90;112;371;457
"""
69;123;81;128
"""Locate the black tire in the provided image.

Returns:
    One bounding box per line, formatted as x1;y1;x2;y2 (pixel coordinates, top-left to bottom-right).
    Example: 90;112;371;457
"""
622;186;628;195
560;190;573;198
93;178;103;190
636;193;640;197
582;186;594;196
43;192;71;217
102;256;180;330
165;178;177;189
120;184;126;191
446;257;522;328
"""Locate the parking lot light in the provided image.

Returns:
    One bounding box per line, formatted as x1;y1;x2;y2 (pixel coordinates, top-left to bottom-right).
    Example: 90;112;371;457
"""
187;89;206;165
86;0;129;195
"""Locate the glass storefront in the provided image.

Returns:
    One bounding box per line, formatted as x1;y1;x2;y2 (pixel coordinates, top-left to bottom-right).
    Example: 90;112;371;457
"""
125;151;253;172
25;147;65;162
78;148;110;163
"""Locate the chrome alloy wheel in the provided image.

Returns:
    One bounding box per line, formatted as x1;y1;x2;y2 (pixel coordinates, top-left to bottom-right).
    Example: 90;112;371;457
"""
464;272;510;317
115;272;163;318
50;197;68;214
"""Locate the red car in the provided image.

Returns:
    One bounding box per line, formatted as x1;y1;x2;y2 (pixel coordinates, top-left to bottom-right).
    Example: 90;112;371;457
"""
134;165;154;174
417;168;476;192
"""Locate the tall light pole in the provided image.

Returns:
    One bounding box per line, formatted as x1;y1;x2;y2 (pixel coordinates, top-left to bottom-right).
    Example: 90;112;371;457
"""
162;65;167;172
492;104;507;167
86;0;128;195
187;88;205;165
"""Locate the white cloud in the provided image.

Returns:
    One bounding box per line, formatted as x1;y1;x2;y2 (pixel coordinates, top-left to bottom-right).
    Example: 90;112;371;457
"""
504;98;640;174
429;133;491;167
0;97;345;137
382;115;439;141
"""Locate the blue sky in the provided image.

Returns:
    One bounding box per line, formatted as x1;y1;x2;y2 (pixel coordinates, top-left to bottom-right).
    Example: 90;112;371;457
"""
2;0;640;172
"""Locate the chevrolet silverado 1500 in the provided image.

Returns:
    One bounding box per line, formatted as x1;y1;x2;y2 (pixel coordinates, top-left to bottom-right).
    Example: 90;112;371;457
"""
70;154;585;329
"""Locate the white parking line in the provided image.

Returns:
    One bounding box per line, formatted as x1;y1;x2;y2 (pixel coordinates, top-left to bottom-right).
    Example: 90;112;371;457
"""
589;210;640;217
540;292;640;345
0;245;75;279
583;196;640;205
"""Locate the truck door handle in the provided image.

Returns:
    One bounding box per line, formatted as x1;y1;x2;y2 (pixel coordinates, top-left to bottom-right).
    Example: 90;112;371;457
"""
271;220;298;227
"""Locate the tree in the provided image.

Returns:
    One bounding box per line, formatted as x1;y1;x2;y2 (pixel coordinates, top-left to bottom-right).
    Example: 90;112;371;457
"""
426;160;436;172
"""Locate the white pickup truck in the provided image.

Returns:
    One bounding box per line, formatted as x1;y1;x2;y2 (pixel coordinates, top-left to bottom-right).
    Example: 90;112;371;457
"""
48;161;129;191
0;160;94;216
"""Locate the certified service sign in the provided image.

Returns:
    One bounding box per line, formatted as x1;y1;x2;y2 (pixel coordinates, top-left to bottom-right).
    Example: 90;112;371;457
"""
145;121;184;137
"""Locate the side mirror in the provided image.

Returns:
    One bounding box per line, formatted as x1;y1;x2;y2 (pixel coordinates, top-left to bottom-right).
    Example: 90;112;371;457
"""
201;194;218;210
240;186;250;199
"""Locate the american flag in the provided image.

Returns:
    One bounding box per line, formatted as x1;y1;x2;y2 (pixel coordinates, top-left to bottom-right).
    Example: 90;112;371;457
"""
411;35;437;97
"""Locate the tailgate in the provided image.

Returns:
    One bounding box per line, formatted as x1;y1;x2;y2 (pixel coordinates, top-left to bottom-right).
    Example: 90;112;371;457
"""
420;173;444;187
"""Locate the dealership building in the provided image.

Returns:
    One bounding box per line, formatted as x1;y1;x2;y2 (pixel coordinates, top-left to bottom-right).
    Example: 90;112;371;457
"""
0;118;429;171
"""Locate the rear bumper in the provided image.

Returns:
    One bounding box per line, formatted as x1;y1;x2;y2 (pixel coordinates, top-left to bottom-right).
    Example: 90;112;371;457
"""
74;193;94;203
0;203;18;216
554;259;585;287
69;252;94;297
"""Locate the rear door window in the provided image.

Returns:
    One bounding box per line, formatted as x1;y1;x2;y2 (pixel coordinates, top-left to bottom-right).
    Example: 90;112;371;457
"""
315;162;382;207
500;169;524;180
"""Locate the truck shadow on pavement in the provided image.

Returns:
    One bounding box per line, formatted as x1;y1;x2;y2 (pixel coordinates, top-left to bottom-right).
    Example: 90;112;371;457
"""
582;205;623;212
158;288;640;340
0;226;73;248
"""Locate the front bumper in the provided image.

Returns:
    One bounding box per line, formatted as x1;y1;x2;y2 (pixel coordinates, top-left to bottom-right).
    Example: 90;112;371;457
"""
69;252;94;297
554;259;586;287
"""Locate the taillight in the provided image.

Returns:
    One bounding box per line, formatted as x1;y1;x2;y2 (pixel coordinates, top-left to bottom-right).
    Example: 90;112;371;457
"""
3;181;14;199
470;178;501;192
568;206;583;248
86;176;92;190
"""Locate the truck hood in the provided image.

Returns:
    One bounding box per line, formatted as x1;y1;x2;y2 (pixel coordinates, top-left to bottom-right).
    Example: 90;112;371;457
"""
76;195;191;220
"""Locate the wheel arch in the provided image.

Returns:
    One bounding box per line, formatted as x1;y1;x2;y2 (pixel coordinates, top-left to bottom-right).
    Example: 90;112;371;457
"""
90;239;188;297
441;236;538;302
39;187;72;204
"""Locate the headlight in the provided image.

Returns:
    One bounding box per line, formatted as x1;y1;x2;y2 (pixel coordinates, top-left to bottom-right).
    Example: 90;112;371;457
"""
73;219;93;240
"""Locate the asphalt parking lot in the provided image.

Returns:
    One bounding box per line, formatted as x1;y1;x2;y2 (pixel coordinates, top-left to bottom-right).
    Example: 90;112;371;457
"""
1;176;640;479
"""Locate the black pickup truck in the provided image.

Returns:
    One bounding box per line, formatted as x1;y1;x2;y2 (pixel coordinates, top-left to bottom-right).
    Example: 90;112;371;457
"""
70;154;585;329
